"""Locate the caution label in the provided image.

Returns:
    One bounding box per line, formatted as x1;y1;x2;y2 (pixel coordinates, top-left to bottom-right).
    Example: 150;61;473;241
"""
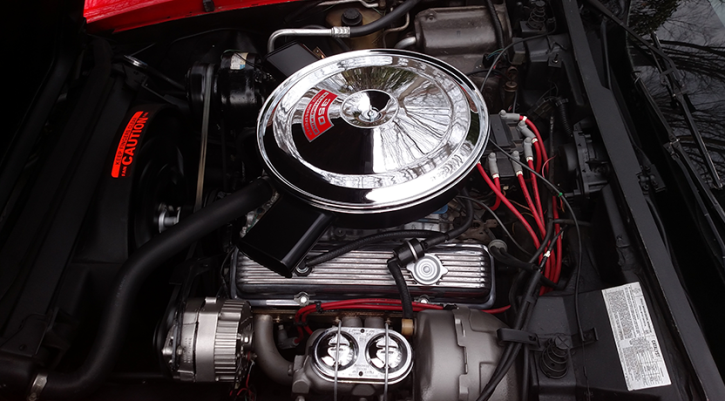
302;89;337;142
111;111;149;178
602;282;671;391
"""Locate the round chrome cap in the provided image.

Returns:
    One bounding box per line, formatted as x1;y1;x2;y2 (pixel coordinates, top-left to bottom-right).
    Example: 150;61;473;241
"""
257;49;489;214
406;255;448;285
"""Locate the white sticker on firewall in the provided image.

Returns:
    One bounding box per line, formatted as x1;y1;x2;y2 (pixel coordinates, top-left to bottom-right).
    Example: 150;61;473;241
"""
602;282;671;391
231;52;248;70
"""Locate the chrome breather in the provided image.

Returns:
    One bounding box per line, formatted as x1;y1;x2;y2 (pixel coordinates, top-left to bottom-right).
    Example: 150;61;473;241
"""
309;326;412;384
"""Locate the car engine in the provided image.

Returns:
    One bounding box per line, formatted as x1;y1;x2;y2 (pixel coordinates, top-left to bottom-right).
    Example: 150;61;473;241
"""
143;20;562;398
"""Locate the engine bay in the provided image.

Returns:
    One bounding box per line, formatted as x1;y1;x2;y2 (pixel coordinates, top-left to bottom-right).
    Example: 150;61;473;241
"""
1;0;718;399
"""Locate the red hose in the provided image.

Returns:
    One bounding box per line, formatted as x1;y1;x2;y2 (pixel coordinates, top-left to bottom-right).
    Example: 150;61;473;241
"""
295;299;444;336
295;298;399;334
483;305;511;314
528;160;544;222
483;162;552;293
520;116;557;293
533;139;543;172
516;173;546;237
523;118;549;173
477;163;540;248
318;305;437;312
296;298;441;321
491;176;502;211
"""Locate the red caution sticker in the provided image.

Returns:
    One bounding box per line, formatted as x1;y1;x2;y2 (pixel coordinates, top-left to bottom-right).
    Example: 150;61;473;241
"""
302;90;337;142
111;111;149;178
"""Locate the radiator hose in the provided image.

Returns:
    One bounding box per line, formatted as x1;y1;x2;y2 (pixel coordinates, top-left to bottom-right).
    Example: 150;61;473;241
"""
348;0;421;37
253;315;294;385
25;178;273;400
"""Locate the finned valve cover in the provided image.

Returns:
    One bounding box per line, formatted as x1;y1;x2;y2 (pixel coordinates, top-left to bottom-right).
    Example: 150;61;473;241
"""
257;49;489;215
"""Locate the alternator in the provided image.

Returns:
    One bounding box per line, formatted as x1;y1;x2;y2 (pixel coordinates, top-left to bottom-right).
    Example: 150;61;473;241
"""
161;298;253;382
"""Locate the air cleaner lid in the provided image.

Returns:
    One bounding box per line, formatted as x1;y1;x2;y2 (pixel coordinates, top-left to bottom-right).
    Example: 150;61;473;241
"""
258;49;489;214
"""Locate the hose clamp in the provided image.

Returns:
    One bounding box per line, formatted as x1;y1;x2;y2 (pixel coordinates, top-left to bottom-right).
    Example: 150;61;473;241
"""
331;26;351;38
27;372;47;401
405;240;419;262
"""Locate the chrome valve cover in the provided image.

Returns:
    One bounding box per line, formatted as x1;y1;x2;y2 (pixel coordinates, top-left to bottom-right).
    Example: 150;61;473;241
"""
236;243;494;308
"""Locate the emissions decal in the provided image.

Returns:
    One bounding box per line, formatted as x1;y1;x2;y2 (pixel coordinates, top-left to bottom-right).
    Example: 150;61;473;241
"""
602;282;671;391
302;89;337;142
111;110;149;178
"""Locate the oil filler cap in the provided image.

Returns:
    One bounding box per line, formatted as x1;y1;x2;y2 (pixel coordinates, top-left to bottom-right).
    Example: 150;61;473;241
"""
407;255;447;285
341;8;363;26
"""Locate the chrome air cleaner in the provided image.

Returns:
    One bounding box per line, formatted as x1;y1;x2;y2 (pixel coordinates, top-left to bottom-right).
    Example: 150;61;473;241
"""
258;49;488;214
241;49;489;276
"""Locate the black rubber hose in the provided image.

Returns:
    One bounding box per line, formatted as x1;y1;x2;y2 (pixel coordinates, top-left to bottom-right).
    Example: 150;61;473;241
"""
387;258;414;319
35;179;273;400
491;248;536;271
490;248;560;288
446;190;474;238
485;0;505;50
385;196;475;320
521;348;530;401
424;190;474;248
555;98;573;137
480;302;539;401
477;269;542;401
349;0;422;37
308;191;474;267
437;193;474;240
305;230;442;267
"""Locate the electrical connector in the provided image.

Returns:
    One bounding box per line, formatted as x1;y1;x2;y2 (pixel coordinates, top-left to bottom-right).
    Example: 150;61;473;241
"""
393;239;425;265
523;138;534;162
498;110;521;123
487;153;500;179
516;120;536;142
488;239;508;252
510;151;523;176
